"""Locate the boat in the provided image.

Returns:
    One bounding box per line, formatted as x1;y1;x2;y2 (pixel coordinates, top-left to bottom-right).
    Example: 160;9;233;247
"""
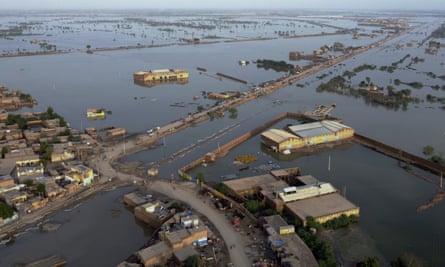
86;108;105;118
282;149;291;155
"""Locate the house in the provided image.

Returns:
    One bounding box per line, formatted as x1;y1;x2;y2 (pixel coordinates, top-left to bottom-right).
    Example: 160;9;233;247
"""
0;109;8;121
51;143;76;163
0;189;28;206
14;156;44;184
64;165;94;186
0;174;14;188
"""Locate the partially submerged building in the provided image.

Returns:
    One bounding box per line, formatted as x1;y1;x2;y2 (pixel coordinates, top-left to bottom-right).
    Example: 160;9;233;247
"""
133;69;189;82
261;120;354;153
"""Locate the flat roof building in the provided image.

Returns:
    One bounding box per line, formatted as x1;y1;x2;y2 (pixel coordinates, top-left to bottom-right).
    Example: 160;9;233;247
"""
285;193;360;226
136;241;171;267
262;215;318;267
261;120;354;153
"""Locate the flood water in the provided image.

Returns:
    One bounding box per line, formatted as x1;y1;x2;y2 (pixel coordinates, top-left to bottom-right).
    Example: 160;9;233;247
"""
0;10;444;266
0;186;151;266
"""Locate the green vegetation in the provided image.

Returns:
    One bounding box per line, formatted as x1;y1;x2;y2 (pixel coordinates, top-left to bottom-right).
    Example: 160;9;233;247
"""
39;142;53;164
197;105;205;112
316;75;347;92
196;172;206;183
24;179;34;187
36;183;46;196
229;108;238;119
390;254;425;267
297;226;336;267
357;256;380;267
185;255;204;267
423;145;434;156
244;199;262;213
215;183;229;195
342;70;356;79
1;146;8;158
6;113;27;129
394;79;423;89
0;202;14;219
158;28;174;32
353;64;376;73
323;214;359;230
430;154;445;165
6;106;67;130
256;59;295;73
169;202;184;211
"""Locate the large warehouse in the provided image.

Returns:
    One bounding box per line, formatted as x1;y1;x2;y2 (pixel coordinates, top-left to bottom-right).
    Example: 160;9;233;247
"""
261;120;354;153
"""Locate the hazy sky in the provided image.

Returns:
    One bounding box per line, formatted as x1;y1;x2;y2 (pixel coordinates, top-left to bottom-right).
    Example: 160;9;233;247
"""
1;0;444;10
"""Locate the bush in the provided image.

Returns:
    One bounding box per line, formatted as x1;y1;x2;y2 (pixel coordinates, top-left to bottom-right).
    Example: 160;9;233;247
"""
423;145;434;156
244;199;261;213
357;256;379;267
0;202;14;219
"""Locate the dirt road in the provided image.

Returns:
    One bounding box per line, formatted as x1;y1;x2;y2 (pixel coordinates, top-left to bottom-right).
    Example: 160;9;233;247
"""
149;180;252;267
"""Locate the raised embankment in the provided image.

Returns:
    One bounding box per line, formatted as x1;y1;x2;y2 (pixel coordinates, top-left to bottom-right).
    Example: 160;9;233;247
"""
354;133;445;177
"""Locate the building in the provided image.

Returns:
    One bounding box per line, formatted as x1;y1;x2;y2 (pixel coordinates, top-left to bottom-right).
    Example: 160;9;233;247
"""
285;193;360;226
134;201;172;228
278;183;337;203
0;174;14;188
64;165;94;186
106;128;126;138
133;69;189;82
14;156;44;184
136;241;172;267
261;120;354;153
261;215;318;267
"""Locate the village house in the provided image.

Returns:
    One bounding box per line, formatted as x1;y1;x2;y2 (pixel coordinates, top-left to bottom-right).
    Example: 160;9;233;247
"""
51;143;76;163
14;156;44;184
64;165;94;186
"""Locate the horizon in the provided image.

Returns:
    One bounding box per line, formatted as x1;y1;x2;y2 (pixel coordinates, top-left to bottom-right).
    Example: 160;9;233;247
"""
1;0;444;11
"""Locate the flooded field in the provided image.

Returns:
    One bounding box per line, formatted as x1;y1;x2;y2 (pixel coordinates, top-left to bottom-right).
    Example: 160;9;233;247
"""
0;9;445;266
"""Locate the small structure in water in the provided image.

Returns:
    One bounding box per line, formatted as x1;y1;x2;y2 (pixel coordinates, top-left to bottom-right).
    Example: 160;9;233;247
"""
86;108;105;119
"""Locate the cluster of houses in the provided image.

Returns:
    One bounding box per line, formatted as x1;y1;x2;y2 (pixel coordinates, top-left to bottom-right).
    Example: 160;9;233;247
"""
0;108;100;226
121;192;214;266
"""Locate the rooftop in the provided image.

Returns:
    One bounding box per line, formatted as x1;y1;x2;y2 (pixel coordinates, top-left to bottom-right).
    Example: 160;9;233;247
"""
223;173;278;193
287;120;352;139
285;193;359;220
137;241;170;263
261;128;296;143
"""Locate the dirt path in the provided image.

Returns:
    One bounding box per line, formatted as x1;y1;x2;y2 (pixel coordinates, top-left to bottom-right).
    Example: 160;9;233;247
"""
149;180;251;267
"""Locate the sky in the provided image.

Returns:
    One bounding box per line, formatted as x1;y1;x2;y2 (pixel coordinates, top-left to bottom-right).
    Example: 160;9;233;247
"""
0;0;444;10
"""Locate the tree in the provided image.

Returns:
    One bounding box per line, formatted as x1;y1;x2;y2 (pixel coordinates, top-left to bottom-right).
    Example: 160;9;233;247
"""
244;199;261;213
185;255;203;267
1;146;7;158
0;202;14;219
229;108;238;119
423;145;434;156
357;256;379;267
24;179;34;187
196;172;205;183
36;183;46;197
365;76;371;86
